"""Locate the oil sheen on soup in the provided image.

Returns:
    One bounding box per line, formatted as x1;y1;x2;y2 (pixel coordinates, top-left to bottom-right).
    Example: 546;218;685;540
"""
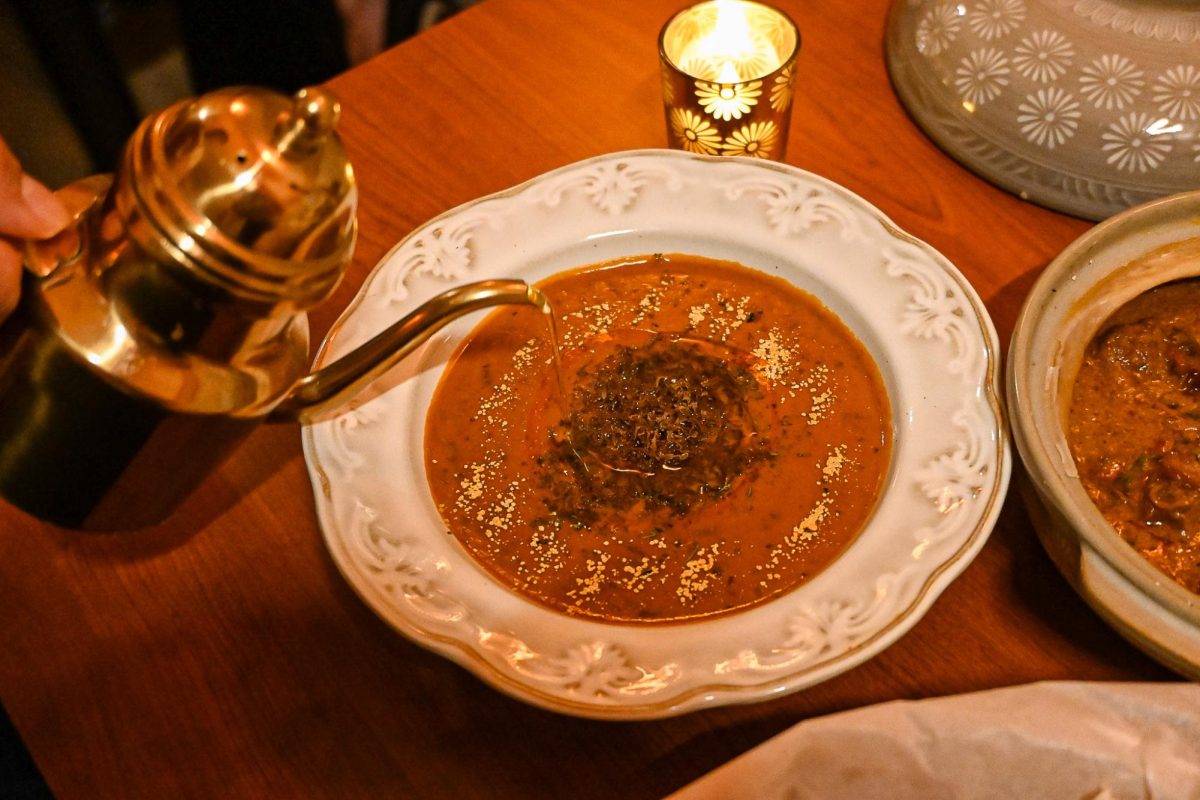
424;254;892;623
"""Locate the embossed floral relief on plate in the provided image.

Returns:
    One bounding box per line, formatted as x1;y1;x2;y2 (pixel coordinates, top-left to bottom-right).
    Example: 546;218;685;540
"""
302;151;1010;718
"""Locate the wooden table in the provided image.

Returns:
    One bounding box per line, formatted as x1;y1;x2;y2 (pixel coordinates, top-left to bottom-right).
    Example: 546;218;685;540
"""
0;0;1178;796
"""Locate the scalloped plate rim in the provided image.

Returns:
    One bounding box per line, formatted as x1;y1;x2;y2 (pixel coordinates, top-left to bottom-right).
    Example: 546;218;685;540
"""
301;149;1011;719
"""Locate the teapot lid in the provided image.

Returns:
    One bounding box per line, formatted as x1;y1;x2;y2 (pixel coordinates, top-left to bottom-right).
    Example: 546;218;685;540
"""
123;85;357;307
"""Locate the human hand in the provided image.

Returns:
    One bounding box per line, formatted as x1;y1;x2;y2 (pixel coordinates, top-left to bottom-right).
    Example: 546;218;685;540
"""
0;137;70;322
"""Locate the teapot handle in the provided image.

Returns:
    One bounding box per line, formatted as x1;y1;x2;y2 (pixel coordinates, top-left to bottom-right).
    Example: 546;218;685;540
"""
22;174;112;279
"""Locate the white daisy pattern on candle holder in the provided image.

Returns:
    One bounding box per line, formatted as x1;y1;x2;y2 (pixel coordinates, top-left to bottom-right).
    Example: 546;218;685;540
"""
670;108;722;155
1011;29;1073;83
736;36;780;83
677;53;722;83
1153;65;1200;122
770;64;794;112
1101;112;1172;173
761;14;795;69
669;3;719;48
1016;87;1080;148
661;63;676;106
955;48;1011;106
695;80;762;121
1079;54;1144;111
720;121;779;159
967;0;1025;41
915;2;963;57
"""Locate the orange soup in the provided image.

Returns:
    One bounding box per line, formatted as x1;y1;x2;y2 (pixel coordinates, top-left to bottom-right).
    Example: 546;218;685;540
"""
425;254;892;623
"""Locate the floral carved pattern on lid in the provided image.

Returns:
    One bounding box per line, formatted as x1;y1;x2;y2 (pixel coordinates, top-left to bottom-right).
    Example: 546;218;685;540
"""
888;0;1200;218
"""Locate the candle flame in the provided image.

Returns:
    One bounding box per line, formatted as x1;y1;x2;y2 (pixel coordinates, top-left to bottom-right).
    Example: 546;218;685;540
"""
712;0;757;63
673;0;782;82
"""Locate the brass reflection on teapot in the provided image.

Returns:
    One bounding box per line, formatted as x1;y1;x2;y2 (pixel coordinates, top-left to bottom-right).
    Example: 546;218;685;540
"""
0;86;542;530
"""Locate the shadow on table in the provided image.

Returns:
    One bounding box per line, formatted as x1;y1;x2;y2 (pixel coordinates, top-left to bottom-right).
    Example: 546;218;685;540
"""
34;422;300;562
985;258;1044;348
0;705;52;800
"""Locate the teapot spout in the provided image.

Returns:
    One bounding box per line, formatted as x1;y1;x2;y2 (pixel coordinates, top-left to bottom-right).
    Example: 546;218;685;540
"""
273;279;546;422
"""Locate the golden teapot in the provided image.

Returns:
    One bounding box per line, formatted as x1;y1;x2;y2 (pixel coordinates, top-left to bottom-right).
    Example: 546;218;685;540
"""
0;86;539;529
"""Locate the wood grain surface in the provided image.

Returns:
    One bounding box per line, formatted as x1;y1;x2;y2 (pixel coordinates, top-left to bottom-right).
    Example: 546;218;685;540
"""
0;0;1177;797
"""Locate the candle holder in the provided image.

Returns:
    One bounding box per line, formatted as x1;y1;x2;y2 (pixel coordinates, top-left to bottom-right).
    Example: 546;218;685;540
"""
659;0;800;161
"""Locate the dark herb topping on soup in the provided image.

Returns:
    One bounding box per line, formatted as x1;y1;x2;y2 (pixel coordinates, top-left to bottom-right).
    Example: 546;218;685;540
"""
541;337;773;526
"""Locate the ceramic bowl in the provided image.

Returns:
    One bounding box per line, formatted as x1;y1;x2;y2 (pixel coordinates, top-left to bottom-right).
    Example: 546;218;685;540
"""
1008;188;1200;677
886;0;1200;221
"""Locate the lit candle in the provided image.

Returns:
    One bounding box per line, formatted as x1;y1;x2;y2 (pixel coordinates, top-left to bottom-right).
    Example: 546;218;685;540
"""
674;0;783;83
659;1;800;160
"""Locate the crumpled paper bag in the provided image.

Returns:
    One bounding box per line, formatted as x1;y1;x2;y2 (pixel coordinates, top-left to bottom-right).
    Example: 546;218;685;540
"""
669;682;1200;800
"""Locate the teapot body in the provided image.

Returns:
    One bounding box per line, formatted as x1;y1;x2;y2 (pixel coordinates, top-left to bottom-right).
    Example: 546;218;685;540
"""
0;85;545;530
0;171;311;529
0;324;269;529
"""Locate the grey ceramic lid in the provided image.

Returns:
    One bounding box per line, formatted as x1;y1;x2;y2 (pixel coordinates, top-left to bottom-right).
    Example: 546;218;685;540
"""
886;0;1200;221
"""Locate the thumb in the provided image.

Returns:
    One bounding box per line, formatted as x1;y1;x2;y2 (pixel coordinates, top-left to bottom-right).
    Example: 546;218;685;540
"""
0;174;70;240
0;241;21;323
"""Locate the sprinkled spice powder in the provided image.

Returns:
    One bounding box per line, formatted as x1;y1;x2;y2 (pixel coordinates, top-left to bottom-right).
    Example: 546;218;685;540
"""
424;254;892;623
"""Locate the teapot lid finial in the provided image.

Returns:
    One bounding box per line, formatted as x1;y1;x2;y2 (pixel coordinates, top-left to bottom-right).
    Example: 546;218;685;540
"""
277;87;341;159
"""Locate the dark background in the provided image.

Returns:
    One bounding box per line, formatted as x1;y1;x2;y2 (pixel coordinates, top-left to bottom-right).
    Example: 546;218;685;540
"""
0;0;474;185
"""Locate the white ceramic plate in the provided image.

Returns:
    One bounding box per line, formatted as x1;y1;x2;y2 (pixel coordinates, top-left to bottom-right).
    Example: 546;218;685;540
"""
302;150;1010;719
